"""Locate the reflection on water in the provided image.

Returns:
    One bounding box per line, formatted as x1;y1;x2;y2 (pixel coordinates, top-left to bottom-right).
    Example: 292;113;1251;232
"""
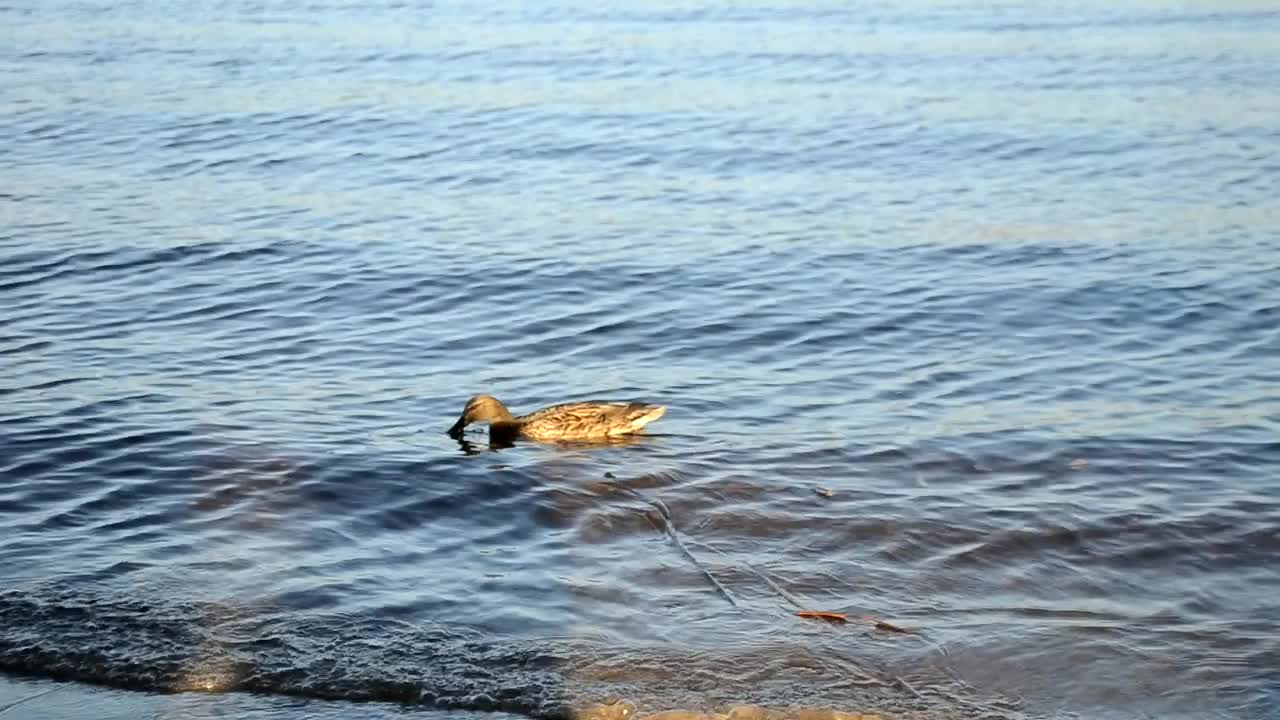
454;431;656;455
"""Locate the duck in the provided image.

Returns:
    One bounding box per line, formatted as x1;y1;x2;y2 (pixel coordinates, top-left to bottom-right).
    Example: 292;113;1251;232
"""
446;394;665;442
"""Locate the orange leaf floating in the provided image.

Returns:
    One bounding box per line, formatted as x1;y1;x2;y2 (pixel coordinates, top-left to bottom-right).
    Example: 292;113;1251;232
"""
795;610;849;624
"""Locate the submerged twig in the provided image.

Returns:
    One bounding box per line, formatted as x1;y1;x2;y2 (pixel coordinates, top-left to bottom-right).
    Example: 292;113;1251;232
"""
894;674;925;700
863;616;915;634
605;478;917;641
824;647;890;687
615;483;739;608
687;540;807;609
647;508;739;608
743;561;806;608
0;683;66;716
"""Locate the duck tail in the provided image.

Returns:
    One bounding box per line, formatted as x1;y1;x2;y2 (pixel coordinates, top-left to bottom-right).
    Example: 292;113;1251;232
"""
612;404;666;435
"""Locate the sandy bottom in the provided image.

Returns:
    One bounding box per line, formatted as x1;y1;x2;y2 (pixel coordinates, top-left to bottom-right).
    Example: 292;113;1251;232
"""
577;700;887;720
0;675;910;720
0;675;516;720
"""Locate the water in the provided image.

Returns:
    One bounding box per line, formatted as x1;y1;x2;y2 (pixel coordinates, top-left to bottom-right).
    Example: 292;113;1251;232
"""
2;1;1279;718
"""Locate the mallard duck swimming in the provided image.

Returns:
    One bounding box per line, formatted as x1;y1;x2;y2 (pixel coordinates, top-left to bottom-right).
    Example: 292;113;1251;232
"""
447;394;665;442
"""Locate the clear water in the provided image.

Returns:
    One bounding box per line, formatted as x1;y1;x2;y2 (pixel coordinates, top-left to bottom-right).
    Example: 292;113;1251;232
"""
2;1;1278;718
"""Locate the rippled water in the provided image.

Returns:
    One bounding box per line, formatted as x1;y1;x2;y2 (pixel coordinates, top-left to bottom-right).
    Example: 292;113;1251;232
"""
3;1;1279;718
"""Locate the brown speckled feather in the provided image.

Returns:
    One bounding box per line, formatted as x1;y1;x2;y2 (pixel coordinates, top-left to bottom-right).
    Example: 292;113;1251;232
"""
516;401;665;440
447;394;665;442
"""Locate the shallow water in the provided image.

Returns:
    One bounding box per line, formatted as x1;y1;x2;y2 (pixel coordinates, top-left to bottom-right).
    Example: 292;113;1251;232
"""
2;1;1279;718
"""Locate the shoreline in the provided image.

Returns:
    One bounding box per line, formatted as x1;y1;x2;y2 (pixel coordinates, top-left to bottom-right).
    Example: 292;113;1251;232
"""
1;675;898;720
0;674;517;720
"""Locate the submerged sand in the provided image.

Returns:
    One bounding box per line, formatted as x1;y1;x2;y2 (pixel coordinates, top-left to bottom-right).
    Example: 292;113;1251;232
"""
1;675;916;720
577;699;887;720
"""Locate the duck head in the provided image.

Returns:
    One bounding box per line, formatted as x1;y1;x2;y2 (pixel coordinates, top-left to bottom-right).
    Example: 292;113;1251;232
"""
447;394;516;437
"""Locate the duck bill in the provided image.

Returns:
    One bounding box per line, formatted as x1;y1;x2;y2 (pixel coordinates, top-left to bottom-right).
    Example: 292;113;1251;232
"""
447;417;467;437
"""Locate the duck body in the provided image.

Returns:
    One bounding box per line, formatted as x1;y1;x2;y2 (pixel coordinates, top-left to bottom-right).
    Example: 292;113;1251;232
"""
447;394;665;442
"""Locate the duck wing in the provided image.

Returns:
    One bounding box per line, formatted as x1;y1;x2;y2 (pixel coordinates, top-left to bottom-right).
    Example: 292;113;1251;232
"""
518;401;666;439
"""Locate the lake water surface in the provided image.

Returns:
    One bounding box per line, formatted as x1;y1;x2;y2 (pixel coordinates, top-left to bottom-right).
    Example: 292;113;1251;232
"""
2;1;1279;718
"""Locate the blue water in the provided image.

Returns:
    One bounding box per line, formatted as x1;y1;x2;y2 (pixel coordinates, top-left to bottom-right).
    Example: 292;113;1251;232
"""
2;1;1279;719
